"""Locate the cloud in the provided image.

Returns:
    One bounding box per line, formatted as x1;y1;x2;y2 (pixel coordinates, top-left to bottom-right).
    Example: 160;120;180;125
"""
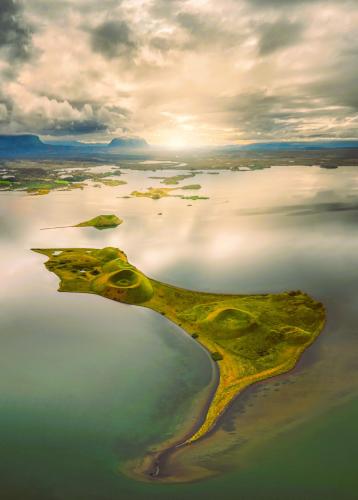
0;0;356;142
150;0;187;19
90;20;137;59
0;103;8;122
175;11;239;49
0;0;33;62
258;19;304;55
0;84;131;137
247;0;334;5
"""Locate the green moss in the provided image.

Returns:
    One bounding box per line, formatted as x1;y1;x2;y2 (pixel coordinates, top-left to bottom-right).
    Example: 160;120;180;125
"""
33;246;326;444
75;214;123;230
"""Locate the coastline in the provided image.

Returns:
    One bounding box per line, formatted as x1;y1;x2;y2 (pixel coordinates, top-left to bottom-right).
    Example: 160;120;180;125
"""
125;316;326;483
122;344;220;482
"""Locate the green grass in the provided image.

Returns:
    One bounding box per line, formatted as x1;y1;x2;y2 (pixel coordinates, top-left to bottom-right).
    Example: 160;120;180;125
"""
33;246;326;444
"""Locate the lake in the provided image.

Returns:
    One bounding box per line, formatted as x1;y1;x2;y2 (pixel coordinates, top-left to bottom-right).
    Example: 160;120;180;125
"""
1;166;358;499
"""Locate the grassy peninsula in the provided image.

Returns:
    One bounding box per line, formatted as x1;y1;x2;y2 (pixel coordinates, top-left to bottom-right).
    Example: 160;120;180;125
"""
33;246;326;445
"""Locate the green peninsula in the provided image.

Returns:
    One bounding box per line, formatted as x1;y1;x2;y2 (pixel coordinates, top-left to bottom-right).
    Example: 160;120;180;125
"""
33;246;325;444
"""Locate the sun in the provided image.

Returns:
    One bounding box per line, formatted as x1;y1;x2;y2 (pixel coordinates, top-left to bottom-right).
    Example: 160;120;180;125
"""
166;136;188;149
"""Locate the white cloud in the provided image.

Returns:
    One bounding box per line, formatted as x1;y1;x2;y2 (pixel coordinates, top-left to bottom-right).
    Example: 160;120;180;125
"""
0;0;357;144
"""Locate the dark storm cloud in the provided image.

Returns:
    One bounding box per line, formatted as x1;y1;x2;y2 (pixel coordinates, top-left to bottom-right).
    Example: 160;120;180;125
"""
2;92;133;137
90;20;137;59
39;119;108;136
258;20;304;55
0;0;33;62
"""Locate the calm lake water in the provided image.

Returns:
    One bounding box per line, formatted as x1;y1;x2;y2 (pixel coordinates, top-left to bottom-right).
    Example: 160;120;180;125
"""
1;166;358;499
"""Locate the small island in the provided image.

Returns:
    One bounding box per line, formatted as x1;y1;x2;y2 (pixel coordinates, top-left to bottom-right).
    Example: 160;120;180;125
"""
148;173;196;185
33;246;326;455
181;195;209;201
75;214;123;229
131;187;175;199
180;184;202;190
42;214;123;230
97;179;127;187
130;185;204;200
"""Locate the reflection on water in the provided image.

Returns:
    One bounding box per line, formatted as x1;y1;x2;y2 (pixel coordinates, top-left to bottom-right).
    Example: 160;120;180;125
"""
1;166;358;499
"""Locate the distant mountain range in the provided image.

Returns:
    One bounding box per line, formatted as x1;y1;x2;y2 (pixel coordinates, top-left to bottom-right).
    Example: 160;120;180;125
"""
221;140;358;151
0;134;357;159
45;137;148;149
0;134;46;150
0;134;149;158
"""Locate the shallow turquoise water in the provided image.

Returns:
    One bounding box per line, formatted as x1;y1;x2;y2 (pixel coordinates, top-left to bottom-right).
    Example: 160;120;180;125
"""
1;166;358;499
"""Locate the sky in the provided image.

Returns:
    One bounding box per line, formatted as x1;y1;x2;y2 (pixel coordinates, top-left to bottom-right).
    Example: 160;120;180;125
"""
0;0;357;146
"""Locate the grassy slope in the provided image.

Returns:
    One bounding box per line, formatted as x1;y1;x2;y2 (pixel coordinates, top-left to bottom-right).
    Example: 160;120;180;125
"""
33;247;326;444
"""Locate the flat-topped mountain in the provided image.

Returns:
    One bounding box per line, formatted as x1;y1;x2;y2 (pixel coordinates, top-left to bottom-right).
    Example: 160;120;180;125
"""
108;137;148;149
0;134;149;158
0;134;46;150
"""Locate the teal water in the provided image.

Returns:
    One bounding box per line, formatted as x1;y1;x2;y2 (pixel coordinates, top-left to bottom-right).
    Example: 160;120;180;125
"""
1;166;358;499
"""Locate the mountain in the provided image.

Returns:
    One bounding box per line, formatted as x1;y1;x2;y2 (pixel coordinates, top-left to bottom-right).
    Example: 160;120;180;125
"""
0;134;150;158
0;134;46;150
226;141;358;151
108;137;148;149
45;137;149;149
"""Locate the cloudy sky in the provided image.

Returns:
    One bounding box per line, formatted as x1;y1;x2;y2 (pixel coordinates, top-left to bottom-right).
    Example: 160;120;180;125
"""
0;0;357;146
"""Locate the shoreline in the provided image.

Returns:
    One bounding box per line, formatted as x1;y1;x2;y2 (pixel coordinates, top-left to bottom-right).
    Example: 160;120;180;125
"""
145;354;220;479
133;317;326;482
